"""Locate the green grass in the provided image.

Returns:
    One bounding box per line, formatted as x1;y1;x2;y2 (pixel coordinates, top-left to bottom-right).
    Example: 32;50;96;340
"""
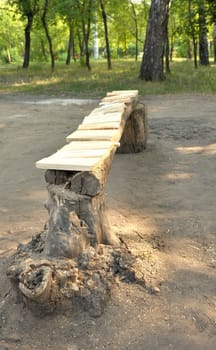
0;58;215;97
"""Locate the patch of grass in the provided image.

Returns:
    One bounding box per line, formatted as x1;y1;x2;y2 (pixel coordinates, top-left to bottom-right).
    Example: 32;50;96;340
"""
0;59;215;97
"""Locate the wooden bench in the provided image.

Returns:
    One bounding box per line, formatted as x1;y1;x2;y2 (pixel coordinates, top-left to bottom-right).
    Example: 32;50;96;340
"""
36;90;147;259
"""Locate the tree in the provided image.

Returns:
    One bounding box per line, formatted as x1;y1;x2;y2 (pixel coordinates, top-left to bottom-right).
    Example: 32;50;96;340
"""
198;0;209;65
0;2;24;63
41;0;55;70
73;0;95;70
129;0;139;61
99;0;112;69
188;0;199;68
207;0;216;62
8;0;40;68
213;23;216;63
140;0;171;81
55;0;77;65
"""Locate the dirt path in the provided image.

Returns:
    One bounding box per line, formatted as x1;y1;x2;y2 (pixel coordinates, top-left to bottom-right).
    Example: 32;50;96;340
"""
0;94;216;350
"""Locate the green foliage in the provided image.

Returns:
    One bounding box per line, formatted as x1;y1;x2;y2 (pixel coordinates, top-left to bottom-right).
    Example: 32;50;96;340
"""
8;0;40;18
0;2;24;63
0;0;215;68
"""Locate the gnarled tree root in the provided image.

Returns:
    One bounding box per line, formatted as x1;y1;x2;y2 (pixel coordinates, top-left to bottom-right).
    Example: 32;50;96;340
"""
7;232;146;317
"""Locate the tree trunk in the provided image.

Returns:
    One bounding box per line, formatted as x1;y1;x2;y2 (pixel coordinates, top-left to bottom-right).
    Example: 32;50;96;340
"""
170;33;174;62
130;0;138;61
165;12;170;74
77;28;85;62
188;0;198;69
23;13;33;68
193;38;198;69
198;1;209;66
99;0;112;69
79;0;92;71
187;40;192;59
41;39;48;60
6;48;11;64
214;23;216;63
66;24;74;65
41;0;55;70
139;0;171;81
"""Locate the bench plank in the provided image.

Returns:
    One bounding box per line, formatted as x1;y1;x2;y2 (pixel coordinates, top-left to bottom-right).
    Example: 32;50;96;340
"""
78;122;120;130
107;90;139;97
90;103;125;114
60;141;117;150
36;156;101;171
82;112;123;124
52;148;110;158
66;129;120;142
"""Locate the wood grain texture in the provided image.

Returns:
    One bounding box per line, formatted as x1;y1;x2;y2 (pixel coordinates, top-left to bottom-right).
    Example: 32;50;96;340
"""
78;122;120;130
66;129;121;142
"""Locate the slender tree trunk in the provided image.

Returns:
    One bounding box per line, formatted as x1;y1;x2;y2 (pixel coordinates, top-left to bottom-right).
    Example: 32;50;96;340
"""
198;0;209;65
79;0;92;70
164;4;171;74
77;29;85;61
170;33;174;62
130;0;138;61
23;13;33;68
99;0;112;69
41;0;55;70
139;0;171;81
66;24;74;65
214;23;216;63
85;0;92;71
165;34;170;73
187;40;192;59
188;0;198;68
81;19;90;70
193;39;198;68
6;48;11;64
41;39;47;60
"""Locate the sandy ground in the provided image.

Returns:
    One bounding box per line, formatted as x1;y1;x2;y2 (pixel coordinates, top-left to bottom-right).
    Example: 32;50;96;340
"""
0;93;216;350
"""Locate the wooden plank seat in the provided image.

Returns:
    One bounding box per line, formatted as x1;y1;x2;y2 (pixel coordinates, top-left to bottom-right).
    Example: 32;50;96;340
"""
35;90;147;260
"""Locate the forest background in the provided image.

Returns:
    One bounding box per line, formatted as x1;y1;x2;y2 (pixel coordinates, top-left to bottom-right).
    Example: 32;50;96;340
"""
0;0;216;95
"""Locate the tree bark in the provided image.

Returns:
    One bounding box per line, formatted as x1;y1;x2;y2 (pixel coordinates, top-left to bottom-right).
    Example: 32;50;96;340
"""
117;104;147;153
66;23;74;65
188;0;198;68
139;0;171;81
99;0;112;69
165;15;170;73
198;0;209;66
78;0;92;70
41;0;55;70
214;23;216;63
85;0;93;71
23;13;33;68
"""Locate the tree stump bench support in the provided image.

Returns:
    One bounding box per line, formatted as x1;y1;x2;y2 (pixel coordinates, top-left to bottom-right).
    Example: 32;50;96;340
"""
35;90;147;258
7;90;148;316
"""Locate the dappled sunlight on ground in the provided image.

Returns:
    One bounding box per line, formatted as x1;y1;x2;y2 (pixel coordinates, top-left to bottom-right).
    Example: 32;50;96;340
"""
0;95;216;350
176;143;216;155
165;172;193;181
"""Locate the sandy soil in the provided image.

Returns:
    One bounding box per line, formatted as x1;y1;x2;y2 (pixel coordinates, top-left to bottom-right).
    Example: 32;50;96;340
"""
0;93;216;350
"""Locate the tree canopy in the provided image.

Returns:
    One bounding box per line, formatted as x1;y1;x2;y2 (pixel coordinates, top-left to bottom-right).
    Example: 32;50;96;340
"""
0;0;215;79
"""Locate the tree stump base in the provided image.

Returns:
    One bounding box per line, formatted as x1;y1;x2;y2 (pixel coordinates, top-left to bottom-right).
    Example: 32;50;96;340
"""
7;231;146;317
